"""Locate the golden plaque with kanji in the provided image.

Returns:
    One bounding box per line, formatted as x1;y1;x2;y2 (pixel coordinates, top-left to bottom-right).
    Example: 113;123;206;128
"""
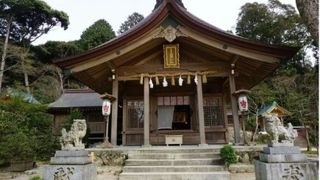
163;44;180;68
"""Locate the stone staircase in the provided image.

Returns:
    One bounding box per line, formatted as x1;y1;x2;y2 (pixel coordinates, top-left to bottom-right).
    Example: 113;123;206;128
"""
119;147;230;180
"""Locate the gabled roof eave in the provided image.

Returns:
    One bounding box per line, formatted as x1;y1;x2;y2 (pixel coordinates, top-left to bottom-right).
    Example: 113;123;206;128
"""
54;0;299;70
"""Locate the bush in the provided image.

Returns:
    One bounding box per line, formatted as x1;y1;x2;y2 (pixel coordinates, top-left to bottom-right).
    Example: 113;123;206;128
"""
5;131;35;160
245;115;256;132
60;108;84;131
220;145;237;167
0;97;58;163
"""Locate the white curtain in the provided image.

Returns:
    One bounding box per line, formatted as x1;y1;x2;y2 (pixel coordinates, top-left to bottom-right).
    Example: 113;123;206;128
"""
158;106;175;129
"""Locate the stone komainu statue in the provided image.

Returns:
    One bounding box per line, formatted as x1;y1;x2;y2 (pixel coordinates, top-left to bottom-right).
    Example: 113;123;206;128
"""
60;119;87;150
264;114;298;145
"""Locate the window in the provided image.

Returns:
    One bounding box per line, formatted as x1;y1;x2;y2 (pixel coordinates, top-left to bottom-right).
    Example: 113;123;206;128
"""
127;100;144;129
204;97;224;127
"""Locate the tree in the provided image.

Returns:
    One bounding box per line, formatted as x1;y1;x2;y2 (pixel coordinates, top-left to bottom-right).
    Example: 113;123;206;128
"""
79;19;115;51
0;0;69;93
118;12;144;34
32;41;83;97
296;0;319;45
236;0;318;149
236;0;311;46
34;40;82;64
236;0;315;73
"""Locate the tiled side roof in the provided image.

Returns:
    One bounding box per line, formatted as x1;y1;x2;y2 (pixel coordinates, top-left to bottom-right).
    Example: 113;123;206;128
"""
48;89;103;108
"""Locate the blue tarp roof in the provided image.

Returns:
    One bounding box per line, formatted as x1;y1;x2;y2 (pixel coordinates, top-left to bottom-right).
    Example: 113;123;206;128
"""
7;88;40;104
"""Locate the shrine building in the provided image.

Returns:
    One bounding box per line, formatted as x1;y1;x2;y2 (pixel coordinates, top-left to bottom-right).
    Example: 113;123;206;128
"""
54;0;298;146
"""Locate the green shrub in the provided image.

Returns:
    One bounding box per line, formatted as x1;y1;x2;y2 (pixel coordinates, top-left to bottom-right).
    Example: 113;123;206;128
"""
245;115;256;132
5;131;35;160
60;108;84;131
220;145;237;167
0;97;58;162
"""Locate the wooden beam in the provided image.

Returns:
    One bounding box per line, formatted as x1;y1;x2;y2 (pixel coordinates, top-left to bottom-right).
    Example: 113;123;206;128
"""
69;27;163;73
106;61;115;69
111;78;119;145
134;51;162;66
143;77;150;146
179;27;280;63
222;93;229;142
196;74;207;145
120;46;162;66
74;72;106;93
179;38;232;60
232;55;240;64
181;50;230;64
117;63;229;76
122;99;127;145
229;74;241;144
112;39;162;67
117;72;229;81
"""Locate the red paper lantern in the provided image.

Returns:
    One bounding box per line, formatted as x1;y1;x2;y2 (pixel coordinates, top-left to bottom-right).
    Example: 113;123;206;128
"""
238;94;248;112
102;100;111;116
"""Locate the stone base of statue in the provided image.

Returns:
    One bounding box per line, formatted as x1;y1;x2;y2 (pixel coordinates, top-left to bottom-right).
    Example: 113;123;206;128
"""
43;150;97;180
255;144;318;180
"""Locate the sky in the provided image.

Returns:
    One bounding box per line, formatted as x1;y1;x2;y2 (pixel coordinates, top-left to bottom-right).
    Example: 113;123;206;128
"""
34;0;298;45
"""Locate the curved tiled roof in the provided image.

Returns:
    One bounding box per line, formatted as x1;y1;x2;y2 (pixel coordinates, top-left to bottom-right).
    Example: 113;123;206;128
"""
48;89;103;109
54;0;299;68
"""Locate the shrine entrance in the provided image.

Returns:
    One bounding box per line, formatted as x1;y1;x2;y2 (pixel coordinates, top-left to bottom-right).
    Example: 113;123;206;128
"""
157;96;192;131
120;77;228;146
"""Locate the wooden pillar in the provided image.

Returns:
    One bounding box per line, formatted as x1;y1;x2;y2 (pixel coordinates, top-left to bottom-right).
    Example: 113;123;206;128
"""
229;74;240;144
122;99;127;145
111;79;118;145
143;77;150;146
196;74;207;145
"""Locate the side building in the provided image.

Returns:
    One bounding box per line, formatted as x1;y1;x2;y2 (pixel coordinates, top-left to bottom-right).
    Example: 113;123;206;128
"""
48;89;106;143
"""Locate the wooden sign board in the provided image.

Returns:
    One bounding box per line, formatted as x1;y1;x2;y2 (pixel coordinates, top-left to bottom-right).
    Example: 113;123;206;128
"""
163;44;180;68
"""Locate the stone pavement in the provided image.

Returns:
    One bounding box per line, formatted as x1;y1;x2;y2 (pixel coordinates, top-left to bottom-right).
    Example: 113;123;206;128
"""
1;169;256;180
97;173;257;180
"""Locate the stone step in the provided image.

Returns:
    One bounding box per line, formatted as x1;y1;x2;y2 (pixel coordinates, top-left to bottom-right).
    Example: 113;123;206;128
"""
119;171;230;180
134;148;220;154
128;152;220;159
125;158;223;166
123;165;226;173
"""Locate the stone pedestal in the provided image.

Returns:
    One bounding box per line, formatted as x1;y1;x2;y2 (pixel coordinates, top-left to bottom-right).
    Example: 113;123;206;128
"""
255;146;318;180
43;150;97;180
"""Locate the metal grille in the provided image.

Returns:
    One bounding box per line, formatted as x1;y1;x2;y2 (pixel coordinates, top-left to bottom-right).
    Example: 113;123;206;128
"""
127;100;144;128
204;97;224;127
